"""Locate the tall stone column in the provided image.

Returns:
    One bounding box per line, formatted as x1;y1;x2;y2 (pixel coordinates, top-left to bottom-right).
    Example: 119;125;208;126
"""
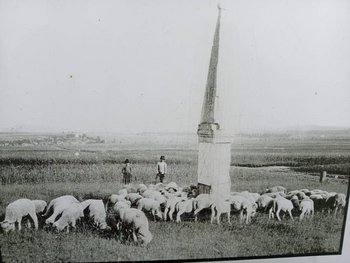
197;6;232;203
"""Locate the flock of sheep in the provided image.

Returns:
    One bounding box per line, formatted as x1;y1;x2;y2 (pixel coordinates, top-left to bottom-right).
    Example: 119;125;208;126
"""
0;182;347;246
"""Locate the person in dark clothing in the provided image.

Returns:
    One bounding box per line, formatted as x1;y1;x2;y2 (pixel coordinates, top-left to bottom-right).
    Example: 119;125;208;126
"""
122;159;132;184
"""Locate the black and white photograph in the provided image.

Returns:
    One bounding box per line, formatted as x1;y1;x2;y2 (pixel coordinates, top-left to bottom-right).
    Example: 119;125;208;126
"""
0;0;349;262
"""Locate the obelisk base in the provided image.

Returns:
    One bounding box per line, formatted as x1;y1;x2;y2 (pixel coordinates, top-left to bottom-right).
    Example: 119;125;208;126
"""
197;142;231;202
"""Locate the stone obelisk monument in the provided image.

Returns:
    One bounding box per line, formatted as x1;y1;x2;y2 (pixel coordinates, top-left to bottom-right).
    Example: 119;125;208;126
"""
197;6;231;202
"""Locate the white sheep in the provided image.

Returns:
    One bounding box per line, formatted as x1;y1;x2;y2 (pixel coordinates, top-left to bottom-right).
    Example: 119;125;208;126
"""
137;184;148;194
175;198;194;223
163;196;185;221
210;200;231;225
269;196;294;221
119;208;153;245
113;200;131;214
0;199;38;232
105;194;127;211
136;198;162;220
326;193;346;216
165;182;179;192
299;198;314;220
266;186;287;194
53;202;84;232
44;195;79;224
118;189;128;198
236;191;260;204
193;194;211;222
32;200;47;214
125;193;143;206
229;195;256;224
256;195;274;212
80;199;108;229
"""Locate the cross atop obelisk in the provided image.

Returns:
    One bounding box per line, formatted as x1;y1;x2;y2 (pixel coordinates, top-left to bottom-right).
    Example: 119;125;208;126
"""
197;5;231;200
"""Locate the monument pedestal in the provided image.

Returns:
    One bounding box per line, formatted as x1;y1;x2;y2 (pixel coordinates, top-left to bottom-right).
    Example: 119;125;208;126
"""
197;140;231;202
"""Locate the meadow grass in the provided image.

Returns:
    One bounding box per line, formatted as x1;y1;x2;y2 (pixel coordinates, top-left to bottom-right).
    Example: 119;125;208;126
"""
0;136;349;262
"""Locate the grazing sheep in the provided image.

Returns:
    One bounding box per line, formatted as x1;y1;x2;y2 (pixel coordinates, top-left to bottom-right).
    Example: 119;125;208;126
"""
269;196;294;221
229;195;256;224
165;182;179;192
175;198;195;223
263;192;286;198
155;183;165;191
148;193;167;206
44;195;80;224
136;198;162;220
113;200;131;214
193;194;211;222
53;202;84;232
265;186;287;194
137;184;148;194
32;200;47;214
309;194;327;212
119;208;153;245
326;193;346;216
210;200;231;225
256;195;274;212
125;193;143;206
80;199;108;229
295;192;308;200
118;189;128;198
299;198;314;220
0;199;38;232
163;196;185;221
236;191;258;205
141;190;161;199
105;194;127;211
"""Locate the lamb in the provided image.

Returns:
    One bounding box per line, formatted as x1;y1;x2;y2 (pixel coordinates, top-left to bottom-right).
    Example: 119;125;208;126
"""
269;196;294;221
80;199;108;229
175;198;195;223
210;200;231;225
118;208;153;245
136;198;162;220
0;199;38;232
193;194;211;222
229;195;256;224
44;195;80;224
52;202;84;232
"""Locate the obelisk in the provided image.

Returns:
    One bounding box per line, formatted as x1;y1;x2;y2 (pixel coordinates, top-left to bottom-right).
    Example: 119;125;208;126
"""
197;6;231;202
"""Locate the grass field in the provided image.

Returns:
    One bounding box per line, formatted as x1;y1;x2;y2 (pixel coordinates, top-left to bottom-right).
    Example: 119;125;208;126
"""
0;133;349;262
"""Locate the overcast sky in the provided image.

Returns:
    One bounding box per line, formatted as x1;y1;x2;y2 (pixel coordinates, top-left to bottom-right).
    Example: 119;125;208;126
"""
1;0;349;134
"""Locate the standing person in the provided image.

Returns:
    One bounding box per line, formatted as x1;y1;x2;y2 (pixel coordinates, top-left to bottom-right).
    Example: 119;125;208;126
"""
156;156;167;183
122;159;132;184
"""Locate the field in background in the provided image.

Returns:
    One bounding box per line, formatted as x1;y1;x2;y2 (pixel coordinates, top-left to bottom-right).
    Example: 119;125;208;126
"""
0;132;349;261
